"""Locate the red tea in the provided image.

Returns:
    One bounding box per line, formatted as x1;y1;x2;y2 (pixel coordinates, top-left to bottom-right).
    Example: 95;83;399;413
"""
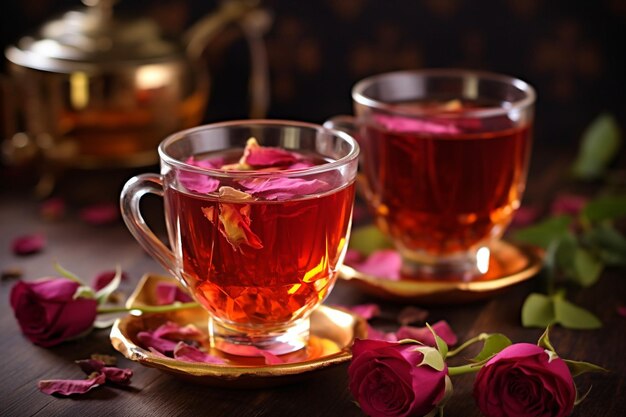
360;100;532;256
164;152;355;328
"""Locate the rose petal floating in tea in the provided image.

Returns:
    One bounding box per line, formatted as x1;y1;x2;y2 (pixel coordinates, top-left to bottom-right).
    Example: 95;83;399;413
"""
202;187;263;253
173;342;227;364
38;372;106;396
395;320;458;346
179;157;221;194
155;282;193;305
240;177;328;200
223;137;300;170
375;114;461;134
80;203;119;225
92;270;129;291
11;234;46;256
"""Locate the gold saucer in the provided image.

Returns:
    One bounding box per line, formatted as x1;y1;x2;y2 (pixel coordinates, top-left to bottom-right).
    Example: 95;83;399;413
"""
110;275;367;388
339;240;543;304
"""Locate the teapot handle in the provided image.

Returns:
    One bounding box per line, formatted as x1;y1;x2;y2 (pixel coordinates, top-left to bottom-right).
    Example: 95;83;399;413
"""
185;0;272;119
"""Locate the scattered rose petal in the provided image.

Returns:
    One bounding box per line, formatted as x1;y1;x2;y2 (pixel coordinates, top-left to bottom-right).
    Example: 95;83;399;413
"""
38;372;106;396
397;306;429;326
345;303;381;320
148;347;169;358
343;249;363;265
551;194;588;216
75;359;105;375
137;331;179;354
366;325;398;342
173;342;227;364
155;282;193;305
92;270;129;291
618;306;626;317
240;177;328;200
395;320;458;346
346;249;402;280
79;203;119;225
90;354;117;365
40;197;66;221
152;322;203;340
510;205;540;228
11;234;46;256
375;114;461;134
101;366;133;385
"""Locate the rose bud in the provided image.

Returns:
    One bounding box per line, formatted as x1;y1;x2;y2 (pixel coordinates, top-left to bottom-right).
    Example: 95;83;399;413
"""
348;339;451;417
473;343;576;417
10;278;97;347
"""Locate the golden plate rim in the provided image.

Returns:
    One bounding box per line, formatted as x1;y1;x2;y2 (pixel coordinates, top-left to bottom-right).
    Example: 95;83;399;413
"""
110;274;368;385
338;240;543;302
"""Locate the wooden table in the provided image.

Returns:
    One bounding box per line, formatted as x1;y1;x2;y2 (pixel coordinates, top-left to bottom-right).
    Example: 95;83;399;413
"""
1;153;624;417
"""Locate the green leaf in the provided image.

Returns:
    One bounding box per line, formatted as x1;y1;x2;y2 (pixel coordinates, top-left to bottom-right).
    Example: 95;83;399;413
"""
513;216;573;249
572;113;622;180
73;285;95;300
414;346;445;371
95;266;123;305
572;248;604;287
554;232;578;279
553;297;602;329
582;195;626;223
537;325;556;352
472;333;512;362
564;359;609;378
348;225;393;256
584;224;626;266
521;293;556;328
426;322;448;359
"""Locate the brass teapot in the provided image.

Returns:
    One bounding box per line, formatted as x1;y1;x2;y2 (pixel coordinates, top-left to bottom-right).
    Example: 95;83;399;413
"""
2;0;270;190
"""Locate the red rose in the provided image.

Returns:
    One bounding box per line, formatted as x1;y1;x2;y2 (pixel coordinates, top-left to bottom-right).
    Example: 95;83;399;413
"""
348;339;450;417
473;343;576;417
10;278;98;347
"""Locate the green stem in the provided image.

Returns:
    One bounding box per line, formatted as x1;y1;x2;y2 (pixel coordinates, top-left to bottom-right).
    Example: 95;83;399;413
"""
448;363;483;376
97;302;200;314
446;333;488;358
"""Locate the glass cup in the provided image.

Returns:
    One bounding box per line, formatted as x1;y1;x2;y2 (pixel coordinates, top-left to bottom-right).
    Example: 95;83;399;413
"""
326;69;535;279
120;120;359;355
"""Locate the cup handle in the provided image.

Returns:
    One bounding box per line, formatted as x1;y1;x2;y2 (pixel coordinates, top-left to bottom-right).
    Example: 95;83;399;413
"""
120;173;177;275
323;115;357;136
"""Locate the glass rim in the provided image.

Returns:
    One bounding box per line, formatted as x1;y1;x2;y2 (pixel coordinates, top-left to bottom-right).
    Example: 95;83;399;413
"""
352;68;536;118
158;119;360;179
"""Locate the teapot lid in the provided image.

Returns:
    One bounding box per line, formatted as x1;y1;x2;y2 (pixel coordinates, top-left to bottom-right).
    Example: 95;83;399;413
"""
5;0;183;73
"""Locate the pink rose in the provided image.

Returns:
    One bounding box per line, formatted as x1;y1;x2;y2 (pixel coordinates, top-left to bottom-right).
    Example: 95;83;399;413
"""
473;343;576;417
10;278;98;347
348;339;449;417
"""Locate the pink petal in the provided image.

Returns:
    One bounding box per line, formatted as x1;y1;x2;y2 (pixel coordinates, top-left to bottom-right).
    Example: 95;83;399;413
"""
346;303;381;320
137;331;179;354
395;320;458;346
11;234;46;256
185;156;224;169
102;367;133;385
40;197;66;221
244;146;299;168
375;114;461;134
397;306;429;325
79;203;119;225
510;206;540;228
203;195;264;253
154;282;194;305
178;159;220;194
240;177;328;200
173;342;227;364
551;194;588;216
617;306;626;317
224;344;285;364
152;322;203;340
343;249;363;265
92;270;129;291
365;324;398;342
147;347;169;358
350;249;402;280
287;161;315;170
75;359;104;374
38;373;106;396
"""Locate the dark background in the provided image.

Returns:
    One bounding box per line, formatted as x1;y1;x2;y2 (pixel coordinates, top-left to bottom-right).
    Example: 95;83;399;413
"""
1;0;625;151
